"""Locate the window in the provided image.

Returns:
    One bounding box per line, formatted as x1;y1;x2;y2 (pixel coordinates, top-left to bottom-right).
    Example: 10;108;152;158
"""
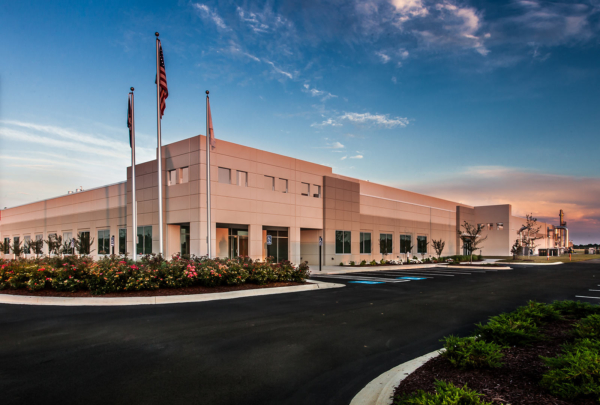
400;234;412;254
301;182;310;196
487;223;493;231
168;169;177;186
497;222;504;230
264;175;275;191
360;232;371;254
13;236;20;254
119;228;127;255
380;233;393;255
179;167;189;184
79;231;91;254
137;226;153;255
279;178;288;193
32;234;43;255
335;230;351;254
237;171;248;187
63;232;73;254
2;237;9;254
313;185;321;198
24;235;31;254
417;236;428;254
218;167;231;184
98;230;110;255
477;223;485;231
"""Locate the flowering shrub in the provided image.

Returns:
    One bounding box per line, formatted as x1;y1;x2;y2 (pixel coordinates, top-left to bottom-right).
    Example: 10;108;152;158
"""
0;255;310;295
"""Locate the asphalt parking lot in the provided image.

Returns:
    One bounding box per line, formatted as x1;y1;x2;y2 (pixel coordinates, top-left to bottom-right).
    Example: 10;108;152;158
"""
1;260;599;405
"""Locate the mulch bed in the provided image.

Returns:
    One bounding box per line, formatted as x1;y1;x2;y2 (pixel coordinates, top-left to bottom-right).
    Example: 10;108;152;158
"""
393;319;596;404
0;282;305;298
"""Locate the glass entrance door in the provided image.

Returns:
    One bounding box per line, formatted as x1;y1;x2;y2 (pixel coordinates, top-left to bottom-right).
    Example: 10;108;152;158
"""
180;225;190;256
227;229;248;258
266;229;288;262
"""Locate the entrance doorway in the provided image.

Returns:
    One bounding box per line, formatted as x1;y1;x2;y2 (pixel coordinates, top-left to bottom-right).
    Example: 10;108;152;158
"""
265;228;288;262
180;225;190;256
228;229;248;258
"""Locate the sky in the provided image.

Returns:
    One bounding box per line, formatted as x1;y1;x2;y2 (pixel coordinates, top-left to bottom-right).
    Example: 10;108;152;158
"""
1;0;599;243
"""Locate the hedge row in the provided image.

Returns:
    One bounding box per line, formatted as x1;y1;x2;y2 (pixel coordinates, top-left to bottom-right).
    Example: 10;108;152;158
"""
0;255;310;295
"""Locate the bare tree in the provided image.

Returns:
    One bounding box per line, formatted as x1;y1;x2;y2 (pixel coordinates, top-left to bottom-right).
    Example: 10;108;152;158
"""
0;240;11;256
522;214;543;257
457;221;488;264
12;239;24;258
75;232;95;255
401;239;414;264
29;238;44;257
432;239;445;259
44;234;62;257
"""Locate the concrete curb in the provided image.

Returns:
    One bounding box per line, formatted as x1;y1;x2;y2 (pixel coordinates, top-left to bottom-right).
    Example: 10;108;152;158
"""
0;280;345;307
504;262;563;266
350;349;442;405
446;265;512;270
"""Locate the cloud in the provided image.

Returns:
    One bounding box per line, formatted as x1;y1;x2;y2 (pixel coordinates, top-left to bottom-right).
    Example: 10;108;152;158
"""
341;156;347;160
402;166;600;244
391;76;397;84
329;141;345;149
376;51;391;63
302;84;337;101
264;60;293;79
391;0;429;25
312;111;409;128
350;154;363;159
192;3;228;30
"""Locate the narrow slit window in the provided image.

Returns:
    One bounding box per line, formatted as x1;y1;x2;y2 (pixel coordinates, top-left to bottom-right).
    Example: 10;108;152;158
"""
301;182;310;196
218;167;231;184
264;175;275;191
313;185;321;198
238;171;248;187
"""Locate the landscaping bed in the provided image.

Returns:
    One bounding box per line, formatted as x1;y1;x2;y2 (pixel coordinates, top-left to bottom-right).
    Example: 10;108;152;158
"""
0;281;305;297
393;301;600;404
0;255;310;295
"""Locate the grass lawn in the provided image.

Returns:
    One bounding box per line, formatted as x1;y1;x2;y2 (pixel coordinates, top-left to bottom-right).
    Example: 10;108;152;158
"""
498;254;600;263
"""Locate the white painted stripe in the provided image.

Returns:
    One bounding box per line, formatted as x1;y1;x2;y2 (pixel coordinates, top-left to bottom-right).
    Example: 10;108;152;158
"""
312;275;409;283
575;296;600;300
589;289;600;292
359;271;453;277
375;269;467;276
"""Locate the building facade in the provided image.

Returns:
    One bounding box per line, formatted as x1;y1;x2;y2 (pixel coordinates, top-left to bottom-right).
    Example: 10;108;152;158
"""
0;135;566;263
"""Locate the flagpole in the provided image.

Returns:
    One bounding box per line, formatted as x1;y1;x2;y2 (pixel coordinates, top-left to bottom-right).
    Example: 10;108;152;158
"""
206;90;211;259
130;87;137;262
155;32;164;256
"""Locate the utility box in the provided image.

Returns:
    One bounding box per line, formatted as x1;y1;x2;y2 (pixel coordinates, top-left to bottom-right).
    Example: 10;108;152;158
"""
585;248;596;254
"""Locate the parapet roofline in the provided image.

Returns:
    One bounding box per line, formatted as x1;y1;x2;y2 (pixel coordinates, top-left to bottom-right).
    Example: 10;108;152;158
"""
1;181;127;211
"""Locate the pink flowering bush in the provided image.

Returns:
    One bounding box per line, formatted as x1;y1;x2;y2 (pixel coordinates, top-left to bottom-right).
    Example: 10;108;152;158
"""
0;254;310;295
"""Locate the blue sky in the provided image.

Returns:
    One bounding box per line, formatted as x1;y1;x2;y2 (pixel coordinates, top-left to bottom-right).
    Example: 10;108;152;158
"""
1;0;599;243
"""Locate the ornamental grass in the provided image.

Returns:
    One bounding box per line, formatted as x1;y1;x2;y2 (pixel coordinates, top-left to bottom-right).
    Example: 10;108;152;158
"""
0;255;309;295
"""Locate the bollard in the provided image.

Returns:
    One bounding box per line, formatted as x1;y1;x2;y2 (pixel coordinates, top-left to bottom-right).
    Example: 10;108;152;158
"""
569;253;572;261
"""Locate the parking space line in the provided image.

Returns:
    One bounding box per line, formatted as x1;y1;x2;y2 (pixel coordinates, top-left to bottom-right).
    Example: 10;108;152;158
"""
386;269;473;275
575;295;600;300
364;270;458;277
590;289;600;292
311;275;409;283
347;271;444;278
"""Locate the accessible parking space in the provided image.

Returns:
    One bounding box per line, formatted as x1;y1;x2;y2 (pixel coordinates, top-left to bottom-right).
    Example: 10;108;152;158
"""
310;266;512;286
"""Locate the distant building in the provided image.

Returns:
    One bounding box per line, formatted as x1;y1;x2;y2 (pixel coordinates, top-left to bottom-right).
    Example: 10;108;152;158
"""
0;135;567;262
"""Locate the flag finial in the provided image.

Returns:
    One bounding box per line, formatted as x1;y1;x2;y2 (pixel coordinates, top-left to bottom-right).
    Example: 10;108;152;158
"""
130;87;134;91
206;90;209;95
155;32;160;37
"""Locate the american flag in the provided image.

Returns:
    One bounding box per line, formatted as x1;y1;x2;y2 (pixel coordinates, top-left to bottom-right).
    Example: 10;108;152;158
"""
157;40;168;118
127;94;133;147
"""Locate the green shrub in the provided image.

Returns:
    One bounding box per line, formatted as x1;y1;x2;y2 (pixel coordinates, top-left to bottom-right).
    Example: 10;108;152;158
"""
514;301;561;325
360;260;367;266
540;340;600;400
551;300;600;318
380;259;386;264
394;380;492;405
339;262;344;266
573;314;600;340
370;260;377;266
562;338;600;353
349;261;356;266
440;335;504;369
475;313;540;346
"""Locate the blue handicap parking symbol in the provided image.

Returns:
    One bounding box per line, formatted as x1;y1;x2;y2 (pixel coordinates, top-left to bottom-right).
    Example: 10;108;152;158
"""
348;281;385;285
397;277;427;280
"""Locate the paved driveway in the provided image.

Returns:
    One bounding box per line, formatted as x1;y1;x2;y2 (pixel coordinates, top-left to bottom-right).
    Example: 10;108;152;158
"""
1;260;599;405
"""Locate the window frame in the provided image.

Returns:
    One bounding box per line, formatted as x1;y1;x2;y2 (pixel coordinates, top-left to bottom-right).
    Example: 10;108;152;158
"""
167;169;177;186
400;234;412;254
313;184;321;198
98;229;110;255
264;175;275;191
237;171;248;187
218;167;231;184
279;178;288;193
497;222;504;230
301;182;310;196
335;230;351;254
379;233;393;255
417;235;428;254
118;228;127;255
360;232;371;254
24;235;31;254
78;231;91;255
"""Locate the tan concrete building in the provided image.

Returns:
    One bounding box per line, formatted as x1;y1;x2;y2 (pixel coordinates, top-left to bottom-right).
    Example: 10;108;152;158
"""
0;135;566;263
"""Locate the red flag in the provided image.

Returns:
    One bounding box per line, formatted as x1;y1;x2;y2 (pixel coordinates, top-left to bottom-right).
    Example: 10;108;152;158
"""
207;98;216;149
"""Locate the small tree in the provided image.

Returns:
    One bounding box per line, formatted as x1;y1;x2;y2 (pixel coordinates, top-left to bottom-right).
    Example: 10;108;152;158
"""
378;238;389;258
510;239;520;260
522;214;543;257
432;239;445;259
75;232;94;255
45;234;62;257
418;238;430;260
0;240;11;255
12;239;24;258
28;238;44;257
401;240;414;263
457;221;488;264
